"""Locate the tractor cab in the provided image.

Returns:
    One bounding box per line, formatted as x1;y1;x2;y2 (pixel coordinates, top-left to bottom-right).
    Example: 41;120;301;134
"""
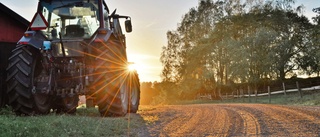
38;0;101;40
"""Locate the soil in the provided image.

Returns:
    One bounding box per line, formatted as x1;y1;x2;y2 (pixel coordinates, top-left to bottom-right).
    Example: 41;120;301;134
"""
136;104;320;136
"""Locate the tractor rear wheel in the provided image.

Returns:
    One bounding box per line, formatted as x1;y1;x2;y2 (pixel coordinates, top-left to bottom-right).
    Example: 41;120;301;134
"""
6;45;52;115
96;77;129;117
128;71;140;113
92;38;129;117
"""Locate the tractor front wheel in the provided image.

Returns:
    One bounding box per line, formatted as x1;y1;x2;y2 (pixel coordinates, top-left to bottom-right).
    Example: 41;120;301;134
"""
128;71;140;113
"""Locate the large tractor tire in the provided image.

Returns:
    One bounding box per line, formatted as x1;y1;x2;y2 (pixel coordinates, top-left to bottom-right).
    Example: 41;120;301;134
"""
128;71;140;113
92;38;129;117
6;45;52;115
96;80;129;117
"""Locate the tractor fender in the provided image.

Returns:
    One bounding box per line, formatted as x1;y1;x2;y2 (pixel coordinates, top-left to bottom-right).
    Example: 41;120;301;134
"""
17;31;48;49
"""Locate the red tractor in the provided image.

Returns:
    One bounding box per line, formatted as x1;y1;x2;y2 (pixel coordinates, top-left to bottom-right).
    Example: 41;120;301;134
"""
3;0;140;116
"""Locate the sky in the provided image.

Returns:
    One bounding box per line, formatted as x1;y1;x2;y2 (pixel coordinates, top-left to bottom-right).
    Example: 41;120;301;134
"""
0;0;319;82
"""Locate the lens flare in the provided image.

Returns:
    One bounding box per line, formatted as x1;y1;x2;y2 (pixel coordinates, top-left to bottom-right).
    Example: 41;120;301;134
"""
127;62;136;71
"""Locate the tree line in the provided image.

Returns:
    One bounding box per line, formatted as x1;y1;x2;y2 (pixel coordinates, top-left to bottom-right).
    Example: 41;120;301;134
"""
141;0;320;104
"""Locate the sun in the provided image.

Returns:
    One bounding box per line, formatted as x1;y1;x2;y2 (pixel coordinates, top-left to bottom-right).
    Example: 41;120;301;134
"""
127;62;137;71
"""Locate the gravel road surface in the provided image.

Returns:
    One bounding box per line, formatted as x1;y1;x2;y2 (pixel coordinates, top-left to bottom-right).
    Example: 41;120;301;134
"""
137;104;320;136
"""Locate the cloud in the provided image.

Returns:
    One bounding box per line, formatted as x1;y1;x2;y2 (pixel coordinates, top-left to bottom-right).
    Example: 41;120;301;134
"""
145;21;156;28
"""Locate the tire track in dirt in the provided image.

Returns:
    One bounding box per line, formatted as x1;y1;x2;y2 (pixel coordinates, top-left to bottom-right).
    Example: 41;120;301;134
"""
223;107;245;136
138;104;320;136
223;104;292;136
230;108;260;136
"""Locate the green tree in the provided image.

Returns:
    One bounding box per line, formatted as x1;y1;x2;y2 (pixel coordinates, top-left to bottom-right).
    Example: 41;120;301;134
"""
160;0;314;101
271;10;311;79
312;7;320;24
299;7;320;76
160;31;184;82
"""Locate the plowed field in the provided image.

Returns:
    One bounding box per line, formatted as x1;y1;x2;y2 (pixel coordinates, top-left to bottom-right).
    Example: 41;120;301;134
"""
137;104;320;136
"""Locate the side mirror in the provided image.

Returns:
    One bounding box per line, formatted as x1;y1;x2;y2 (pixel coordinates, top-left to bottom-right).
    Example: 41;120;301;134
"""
125;19;132;33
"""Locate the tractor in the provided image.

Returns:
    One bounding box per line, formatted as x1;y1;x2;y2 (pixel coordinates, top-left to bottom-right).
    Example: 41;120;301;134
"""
3;0;140;116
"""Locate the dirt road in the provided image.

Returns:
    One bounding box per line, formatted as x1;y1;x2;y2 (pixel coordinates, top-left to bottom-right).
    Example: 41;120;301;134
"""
137;104;320;136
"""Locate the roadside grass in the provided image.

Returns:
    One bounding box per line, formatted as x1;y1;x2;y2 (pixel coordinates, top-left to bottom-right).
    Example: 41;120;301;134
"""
176;91;320;106
0;106;146;137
